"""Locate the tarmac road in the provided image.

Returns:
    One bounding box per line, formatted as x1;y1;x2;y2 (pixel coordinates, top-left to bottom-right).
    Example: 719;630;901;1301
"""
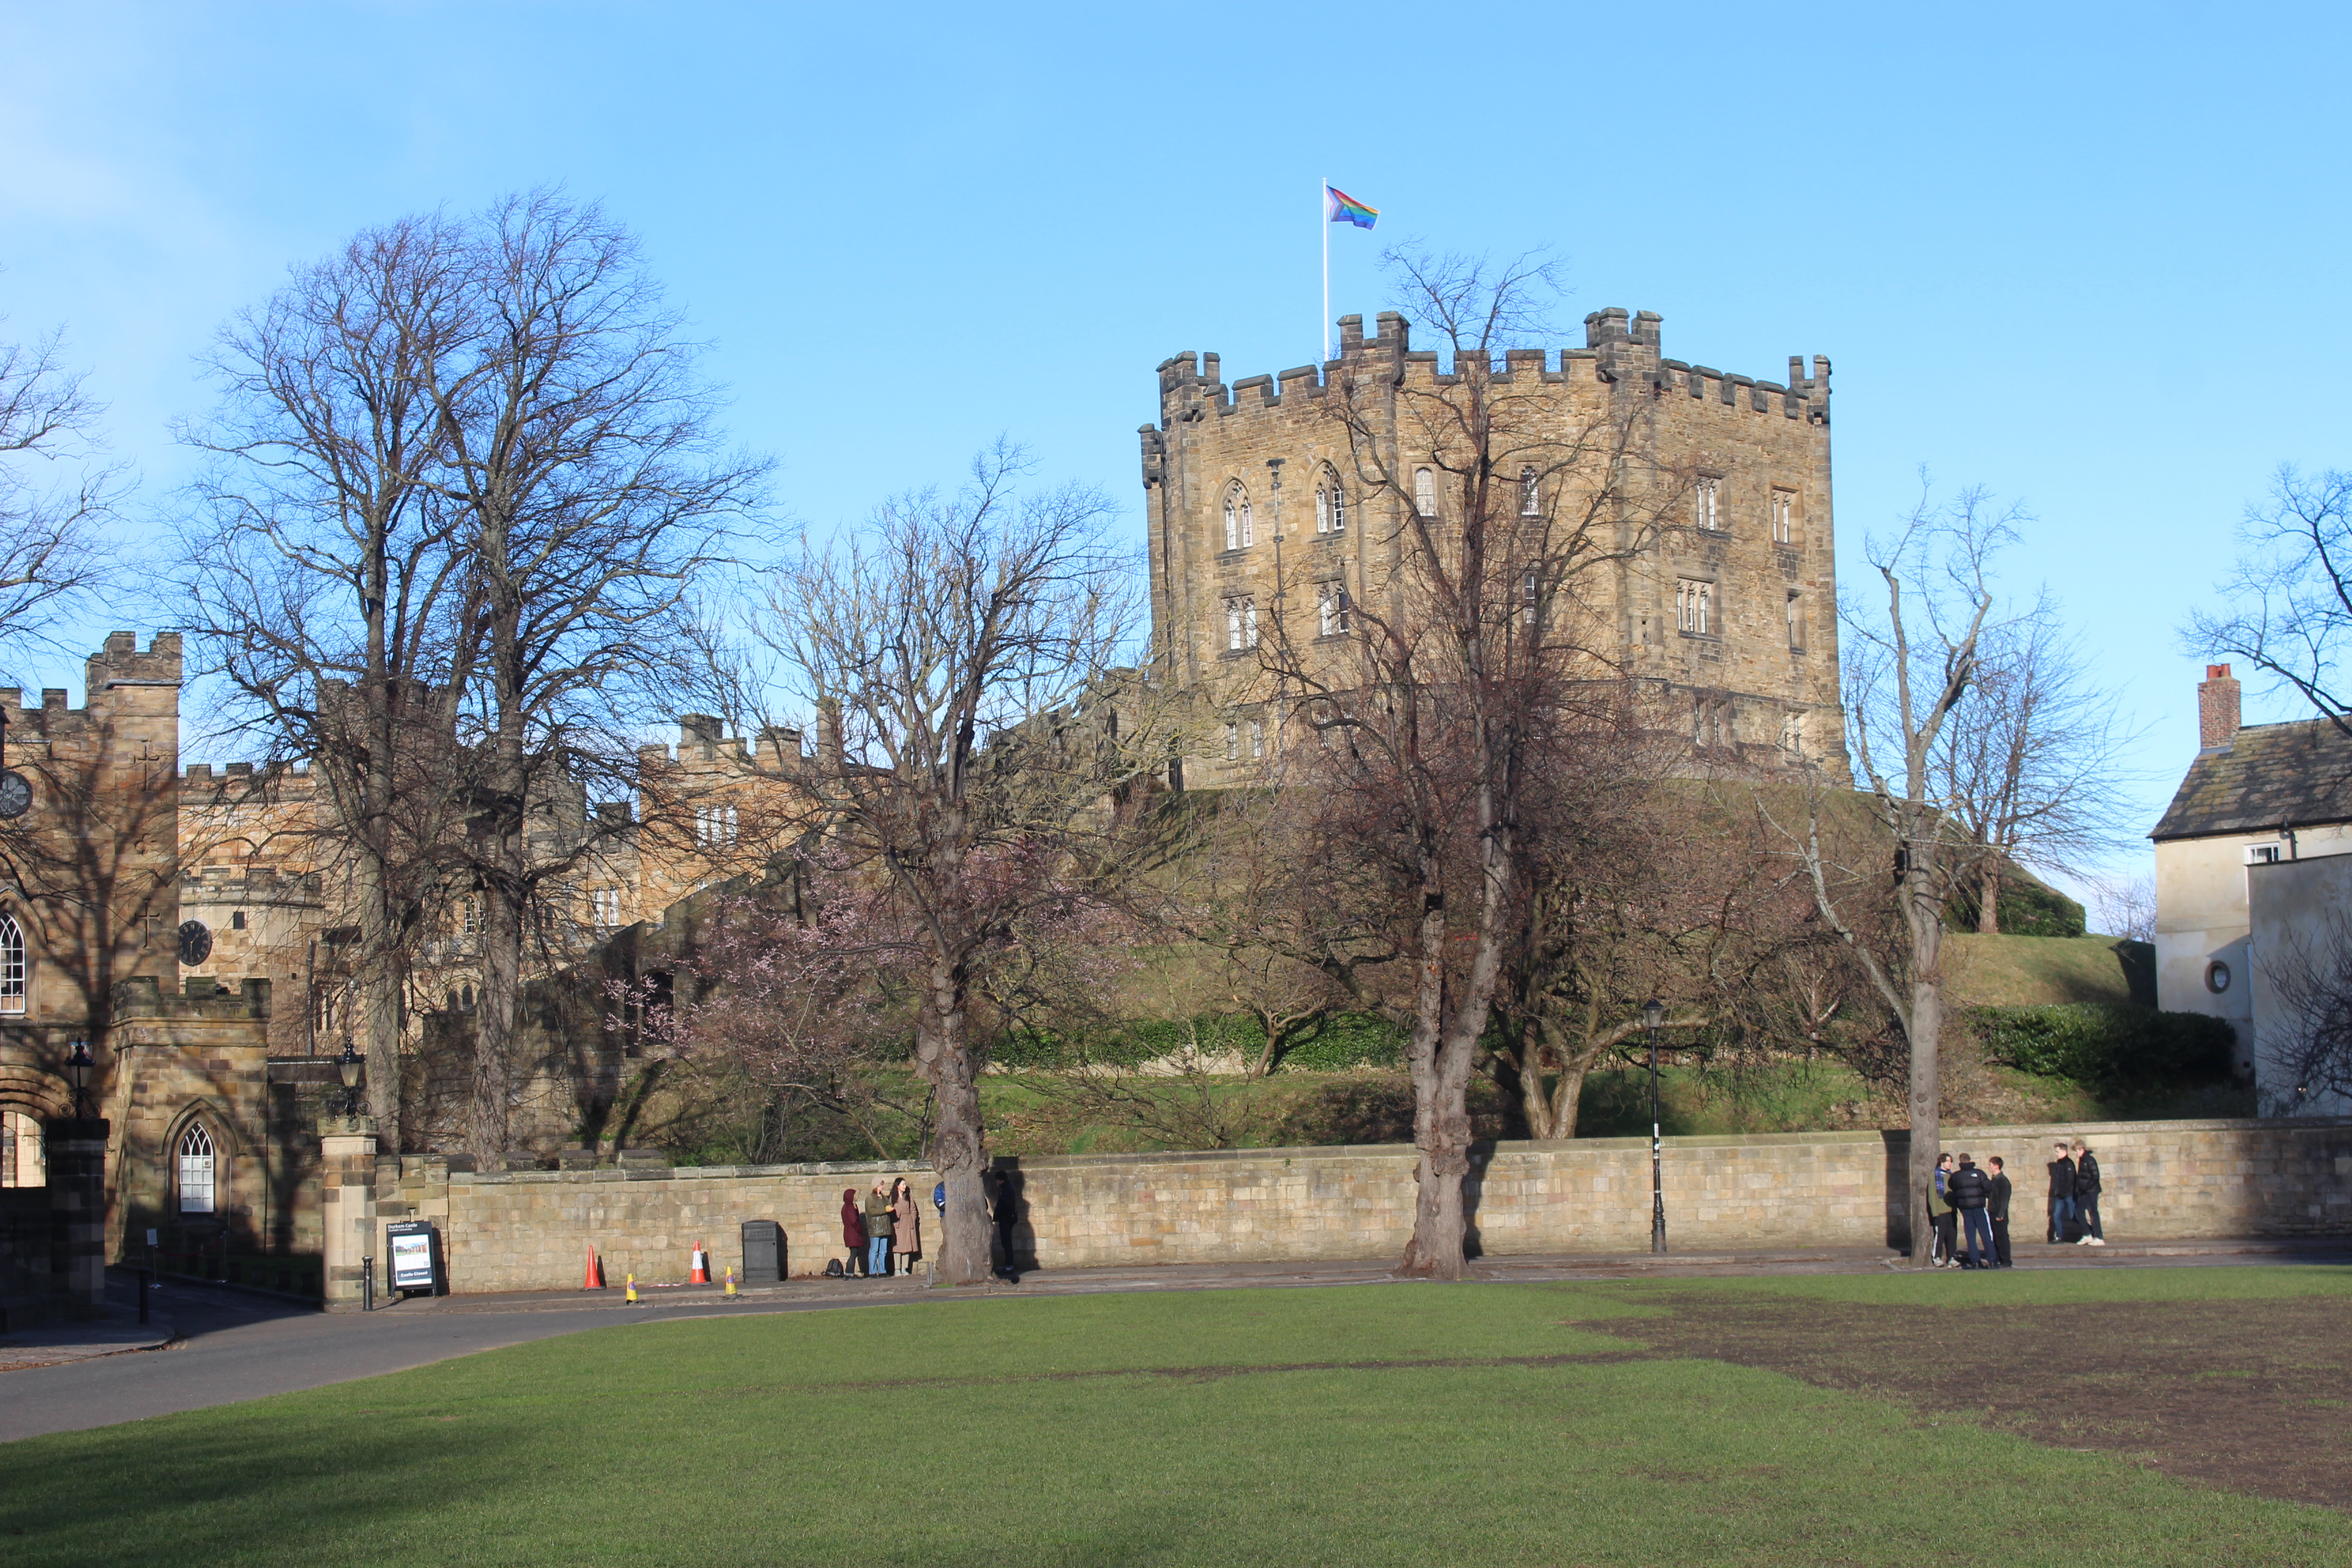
0;1275;821;1443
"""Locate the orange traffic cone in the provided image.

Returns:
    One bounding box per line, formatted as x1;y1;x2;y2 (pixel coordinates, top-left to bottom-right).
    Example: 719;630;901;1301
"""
689;1242;710;1285
583;1243;606;1290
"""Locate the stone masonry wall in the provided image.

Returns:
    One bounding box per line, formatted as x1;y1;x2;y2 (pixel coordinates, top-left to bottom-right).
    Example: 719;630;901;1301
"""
383;1116;2352;1294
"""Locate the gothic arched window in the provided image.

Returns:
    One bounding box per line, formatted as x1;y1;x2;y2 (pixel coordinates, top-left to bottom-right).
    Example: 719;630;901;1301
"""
1223;483;1254;551
0;912;23;1015
1414;468;1437;518
178;1123;216;1215
1315;466;1346;534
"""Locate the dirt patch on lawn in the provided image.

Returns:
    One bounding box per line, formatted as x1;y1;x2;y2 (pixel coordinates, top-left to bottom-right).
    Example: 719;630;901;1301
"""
1625;1289;2352;1511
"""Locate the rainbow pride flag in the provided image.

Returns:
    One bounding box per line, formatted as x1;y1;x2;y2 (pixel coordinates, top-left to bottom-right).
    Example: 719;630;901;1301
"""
1325;185;1378;229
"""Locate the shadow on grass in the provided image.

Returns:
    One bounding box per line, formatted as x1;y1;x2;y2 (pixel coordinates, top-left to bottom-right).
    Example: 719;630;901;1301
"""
2;1412;533;1568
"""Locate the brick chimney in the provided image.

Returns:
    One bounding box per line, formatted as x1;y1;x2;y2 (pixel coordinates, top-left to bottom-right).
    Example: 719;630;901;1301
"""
2198;664;2241;750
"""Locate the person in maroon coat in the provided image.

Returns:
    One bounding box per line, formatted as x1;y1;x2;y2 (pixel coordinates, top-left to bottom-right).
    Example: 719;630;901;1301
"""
840;1187;868;1275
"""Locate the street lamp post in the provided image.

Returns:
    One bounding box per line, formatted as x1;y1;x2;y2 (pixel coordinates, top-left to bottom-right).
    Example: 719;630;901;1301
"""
67;1038;91;1120
1642;999;1666;1254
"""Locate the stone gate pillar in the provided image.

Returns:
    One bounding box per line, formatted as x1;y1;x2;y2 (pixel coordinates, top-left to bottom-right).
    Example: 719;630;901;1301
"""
44;1118;108;1308
321;1119;378;1311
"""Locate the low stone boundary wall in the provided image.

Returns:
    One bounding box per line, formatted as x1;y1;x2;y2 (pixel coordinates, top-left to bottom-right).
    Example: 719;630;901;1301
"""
379;1116;2352;1294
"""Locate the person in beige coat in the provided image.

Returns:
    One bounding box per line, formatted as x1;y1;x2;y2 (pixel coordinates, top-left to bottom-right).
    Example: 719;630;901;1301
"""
890;1175;921;1275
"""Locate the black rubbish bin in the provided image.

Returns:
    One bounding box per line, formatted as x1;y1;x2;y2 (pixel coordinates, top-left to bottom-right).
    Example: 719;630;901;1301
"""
740;1220;783;1284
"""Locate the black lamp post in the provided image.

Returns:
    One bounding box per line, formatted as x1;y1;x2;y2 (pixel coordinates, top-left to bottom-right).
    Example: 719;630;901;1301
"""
338;1037;365;1120
67;1038;91;1120
1641;999;1666;1254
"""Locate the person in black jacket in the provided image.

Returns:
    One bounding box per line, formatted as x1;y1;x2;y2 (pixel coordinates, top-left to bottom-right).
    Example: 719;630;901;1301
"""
2072;1139;2106;1245
1986;1156;2014;1267
1946;1153;1994;1269
2047;1141;2077;1243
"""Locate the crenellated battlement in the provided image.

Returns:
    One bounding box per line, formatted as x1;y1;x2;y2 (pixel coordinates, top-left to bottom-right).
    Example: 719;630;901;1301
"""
0;631;184;740
1149;308;1829;464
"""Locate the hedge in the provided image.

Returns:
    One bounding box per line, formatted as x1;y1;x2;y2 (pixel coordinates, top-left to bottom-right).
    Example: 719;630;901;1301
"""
1970;1002;2235;1084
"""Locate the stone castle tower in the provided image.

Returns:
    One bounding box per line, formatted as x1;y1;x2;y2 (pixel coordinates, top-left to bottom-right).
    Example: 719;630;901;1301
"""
1139;308;1850;785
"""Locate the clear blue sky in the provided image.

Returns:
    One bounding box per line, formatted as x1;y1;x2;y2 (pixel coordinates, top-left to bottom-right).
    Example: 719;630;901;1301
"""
4;1;2346;898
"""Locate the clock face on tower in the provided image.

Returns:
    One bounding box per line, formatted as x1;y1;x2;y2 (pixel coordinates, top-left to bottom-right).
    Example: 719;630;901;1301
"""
0;770;29;819
177;920;213;968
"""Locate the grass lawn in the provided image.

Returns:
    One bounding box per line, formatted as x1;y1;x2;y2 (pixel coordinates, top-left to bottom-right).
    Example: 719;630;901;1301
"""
14;1269;2352;1567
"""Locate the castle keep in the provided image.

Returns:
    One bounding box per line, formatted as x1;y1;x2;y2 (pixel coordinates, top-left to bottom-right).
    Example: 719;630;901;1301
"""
1140;308;1850;784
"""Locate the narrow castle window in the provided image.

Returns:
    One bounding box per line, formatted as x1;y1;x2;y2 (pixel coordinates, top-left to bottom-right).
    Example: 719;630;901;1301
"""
1696;476;1722;532
461;898;481;936
1521;569;1540;628
231;910;247;931
1224;484;1254;551
0;912;23;1015
1414;468;1436;518
177;1123;216;1214
1676;578;1714;636
1786;591;1803;651
591;887;623;928
1224;722;1240;761
1315;467;1347;533
1783;710;1806;757
1225;595;1258;651
1520;467;1540;517
1318;584;1350;637
1771;489;1795;544
1249;719;1265;760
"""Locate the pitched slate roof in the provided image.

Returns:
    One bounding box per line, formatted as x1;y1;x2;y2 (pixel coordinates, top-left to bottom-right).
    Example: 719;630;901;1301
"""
2151;717;2352;840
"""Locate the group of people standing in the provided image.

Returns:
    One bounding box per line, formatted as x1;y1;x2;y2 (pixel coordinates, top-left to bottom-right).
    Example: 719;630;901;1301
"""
838;1178;924;1277
2046;1138;2106;1247
1925;1138;2108;1269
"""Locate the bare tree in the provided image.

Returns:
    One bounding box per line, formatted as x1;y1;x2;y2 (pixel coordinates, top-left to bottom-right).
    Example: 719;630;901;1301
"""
174;215;478;1152
436;191;767;1163
1254;251;1678;1277
2090;869;2157;943
1773;482;2014;1267
1933;605;2142;932
2257;906;2352;1115
0;302;123;673
755;445;1156;1284
2188;465;2352;735
615;880;931;1160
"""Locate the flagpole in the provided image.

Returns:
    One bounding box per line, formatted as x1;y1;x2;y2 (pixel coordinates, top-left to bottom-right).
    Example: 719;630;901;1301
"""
1320;178;1329;363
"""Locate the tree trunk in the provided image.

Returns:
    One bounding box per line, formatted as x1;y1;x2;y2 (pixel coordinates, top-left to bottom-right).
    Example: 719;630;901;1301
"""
914;949;992;1284
1546;1058;1586;1141
1398;899;1475;1279
1906;881;1945;1269
1400;1024;1476;1278
1976;863;2002;935
357;847;403;1149
469;687;526;1167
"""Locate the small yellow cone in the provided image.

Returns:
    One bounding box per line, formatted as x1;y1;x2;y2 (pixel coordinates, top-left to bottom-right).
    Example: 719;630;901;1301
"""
625;1272;638;1305
725;1267;737;1298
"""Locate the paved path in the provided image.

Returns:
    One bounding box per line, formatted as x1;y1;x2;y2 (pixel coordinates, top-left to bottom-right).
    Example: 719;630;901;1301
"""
4;1237;2345;1444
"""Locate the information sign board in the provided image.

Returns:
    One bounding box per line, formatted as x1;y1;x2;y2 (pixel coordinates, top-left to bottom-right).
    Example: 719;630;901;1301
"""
385;1220;444;1295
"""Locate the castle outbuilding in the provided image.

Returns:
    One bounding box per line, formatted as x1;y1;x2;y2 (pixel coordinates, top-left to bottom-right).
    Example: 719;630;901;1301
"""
1140;308;1850;785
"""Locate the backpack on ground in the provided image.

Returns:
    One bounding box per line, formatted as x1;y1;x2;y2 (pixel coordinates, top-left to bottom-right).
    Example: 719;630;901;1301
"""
823;1258;845;1277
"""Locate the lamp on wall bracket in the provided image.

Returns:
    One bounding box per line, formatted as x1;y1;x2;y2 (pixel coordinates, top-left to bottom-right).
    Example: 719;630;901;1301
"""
337;1036;365;1120
66;1037;91;1120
